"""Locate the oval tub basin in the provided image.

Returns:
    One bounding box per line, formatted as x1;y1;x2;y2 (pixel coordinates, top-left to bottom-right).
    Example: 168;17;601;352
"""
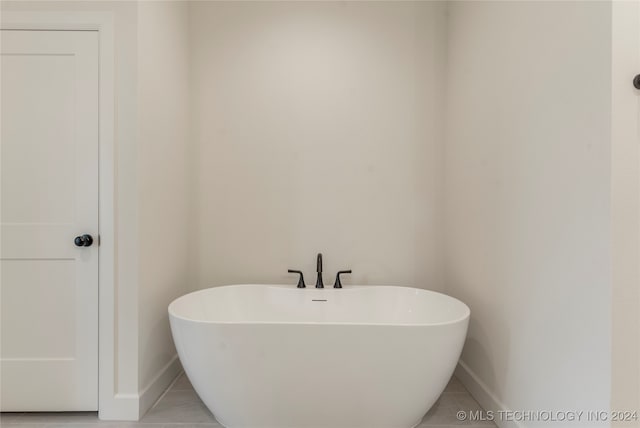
169;284;469;428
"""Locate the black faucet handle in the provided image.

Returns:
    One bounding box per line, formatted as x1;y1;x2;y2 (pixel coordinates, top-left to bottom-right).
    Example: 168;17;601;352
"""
334;270;352;288
288;270;306;288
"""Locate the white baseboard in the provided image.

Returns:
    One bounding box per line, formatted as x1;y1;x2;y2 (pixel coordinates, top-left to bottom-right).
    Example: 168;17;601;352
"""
455;360;524;428
98;393;140;421
98;355;182;421
138;354;183;419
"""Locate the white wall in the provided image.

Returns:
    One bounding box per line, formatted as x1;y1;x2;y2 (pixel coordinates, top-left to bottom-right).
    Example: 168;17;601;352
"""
188;1;446;291
445;2;612;426
136;0;190;415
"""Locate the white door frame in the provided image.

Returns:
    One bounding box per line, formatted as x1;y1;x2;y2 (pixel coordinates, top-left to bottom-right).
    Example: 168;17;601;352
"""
1;11;120;419
611;0;640;417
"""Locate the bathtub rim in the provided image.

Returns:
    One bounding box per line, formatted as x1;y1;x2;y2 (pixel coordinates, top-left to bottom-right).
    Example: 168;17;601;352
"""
168;284;470;328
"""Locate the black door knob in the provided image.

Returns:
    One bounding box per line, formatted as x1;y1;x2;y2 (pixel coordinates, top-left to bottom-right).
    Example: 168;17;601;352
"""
74;234;94;247
633;74;640;89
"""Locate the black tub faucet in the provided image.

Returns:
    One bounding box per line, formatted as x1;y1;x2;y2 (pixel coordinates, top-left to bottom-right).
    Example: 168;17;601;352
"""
316;253;324;288
288;269;305;288
334;270;352;288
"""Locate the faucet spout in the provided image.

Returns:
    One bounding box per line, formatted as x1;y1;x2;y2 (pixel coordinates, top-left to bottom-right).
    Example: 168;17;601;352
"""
315;253;324;288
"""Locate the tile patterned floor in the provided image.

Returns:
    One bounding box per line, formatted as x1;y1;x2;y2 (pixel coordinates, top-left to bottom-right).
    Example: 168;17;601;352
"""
0;374;495;428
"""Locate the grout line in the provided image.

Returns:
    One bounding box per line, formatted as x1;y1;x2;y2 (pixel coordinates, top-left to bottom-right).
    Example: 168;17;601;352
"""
146;370;186;412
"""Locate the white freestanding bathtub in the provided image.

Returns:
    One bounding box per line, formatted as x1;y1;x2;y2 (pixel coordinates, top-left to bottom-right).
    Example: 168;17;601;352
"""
168;284;469;428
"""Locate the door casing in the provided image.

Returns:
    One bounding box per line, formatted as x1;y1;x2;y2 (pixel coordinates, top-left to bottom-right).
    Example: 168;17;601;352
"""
1;11;122;420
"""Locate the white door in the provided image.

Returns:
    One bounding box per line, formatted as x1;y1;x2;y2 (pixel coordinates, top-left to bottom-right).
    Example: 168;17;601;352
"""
1;30;99;411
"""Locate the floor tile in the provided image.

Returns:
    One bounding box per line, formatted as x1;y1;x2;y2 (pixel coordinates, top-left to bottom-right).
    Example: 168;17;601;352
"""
423;425;481;428
0;424;47;428
444;376;468;393
420;391;496;427
0;375;490;428
157;424;222;427
420;402;465;425
46;424;137;428
39;423;218;427
413;425;456;428
5;412;100;424
450;393;495;426
170;373;194;391
141;390;216;424
451;392;485;411
0;412;25;423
